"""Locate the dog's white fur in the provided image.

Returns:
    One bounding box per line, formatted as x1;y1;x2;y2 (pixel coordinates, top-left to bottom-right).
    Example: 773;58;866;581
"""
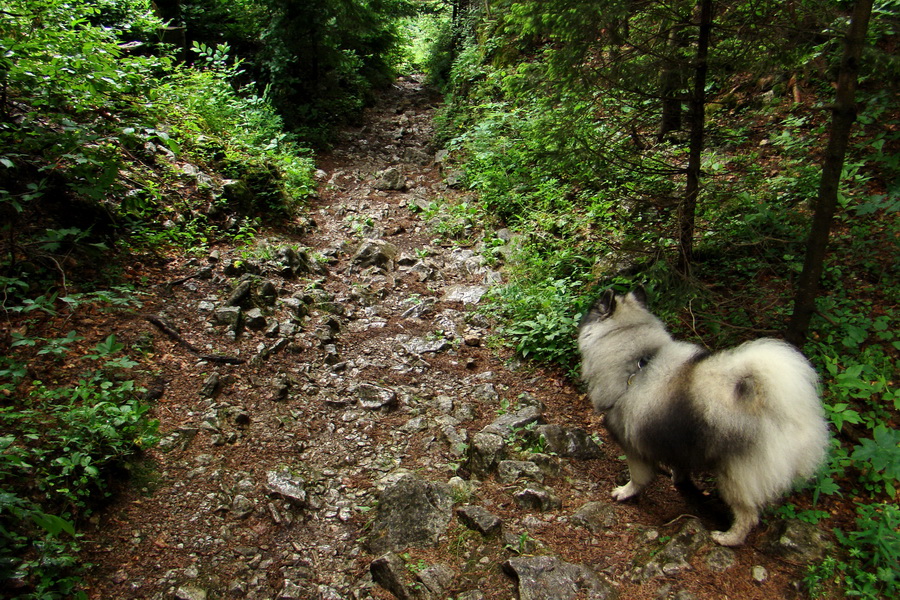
578;290;829;545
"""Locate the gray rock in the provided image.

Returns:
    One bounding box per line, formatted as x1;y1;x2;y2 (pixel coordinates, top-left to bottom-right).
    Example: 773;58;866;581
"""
199;373;220;399
278;580;305;599
370;552;412;600
244;307;267;330
213;306;242;328
400;336;450;355
497;460;544;484
526;453;562;477
572;501;618;533
225;280;253;307
482;406;543;436
259;280;278;304
467;431;506;476
535;424;604;459
356;383;398;410
503;555;617;600
265;470;307;505
415;563;455;598
704;546;736;571
514;485;561;512
352;239;399;271
231;494;255;519
281;297;308;320
762;519;831;563
750;565;768;583
221;179;253;206
440;425;469;456
441;284;488;305
366;474;453;554
175;585;208;600
471;383;499;402
456;505;502;537
373;167;406;191
444;169;465;188
633;519;709;582
272;246;323;278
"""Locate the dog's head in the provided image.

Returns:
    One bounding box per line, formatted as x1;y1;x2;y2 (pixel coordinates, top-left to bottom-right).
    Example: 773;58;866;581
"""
579;288;650;331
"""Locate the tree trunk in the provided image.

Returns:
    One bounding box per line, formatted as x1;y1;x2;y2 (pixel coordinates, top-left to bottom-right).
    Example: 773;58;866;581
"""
658;26;685;142
785;0;873;346
677;0;714;275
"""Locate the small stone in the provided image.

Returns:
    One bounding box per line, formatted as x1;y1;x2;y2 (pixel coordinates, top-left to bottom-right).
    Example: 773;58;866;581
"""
457;505;502;537
416;563;455;597
513;485;561;512
244;307;267;330
200;373;220;398
175;586;207;600
265;470;307;505
279;580;304;599
370;552;412;600
534;424;604;459
281;297;308;320
357;383;398;410
225;280;253;307
751;565;768;583
503;555;616;600
705;546;736;572
463;335;481;347
352;239;399;271
213;306;242;328
763;519;831;562
467;431;506;476
231;494;255;519
373;167;406;191
572;501;618;533
441;285;487;305
497;460;544;484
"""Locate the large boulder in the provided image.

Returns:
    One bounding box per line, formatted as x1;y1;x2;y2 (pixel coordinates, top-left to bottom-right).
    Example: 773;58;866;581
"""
503;555;617;600
366;474;453;554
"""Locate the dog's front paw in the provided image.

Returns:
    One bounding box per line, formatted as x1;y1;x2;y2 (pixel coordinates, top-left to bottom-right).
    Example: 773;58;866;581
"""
711;530;746;547
611;482;641;501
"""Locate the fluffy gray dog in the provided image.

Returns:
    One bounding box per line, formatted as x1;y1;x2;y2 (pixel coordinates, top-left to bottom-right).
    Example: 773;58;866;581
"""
578;289;828;545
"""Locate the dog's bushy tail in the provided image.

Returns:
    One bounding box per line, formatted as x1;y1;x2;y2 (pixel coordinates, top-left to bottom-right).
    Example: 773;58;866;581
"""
731;339;829;480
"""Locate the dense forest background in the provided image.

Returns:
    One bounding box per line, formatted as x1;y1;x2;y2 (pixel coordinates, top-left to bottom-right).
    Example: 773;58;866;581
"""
0;1;897;598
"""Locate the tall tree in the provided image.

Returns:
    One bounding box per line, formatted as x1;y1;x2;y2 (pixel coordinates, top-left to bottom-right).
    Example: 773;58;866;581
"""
786;0;874;346
677;0;714;275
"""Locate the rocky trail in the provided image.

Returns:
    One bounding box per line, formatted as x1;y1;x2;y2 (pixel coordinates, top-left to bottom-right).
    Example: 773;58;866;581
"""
81;75;828;600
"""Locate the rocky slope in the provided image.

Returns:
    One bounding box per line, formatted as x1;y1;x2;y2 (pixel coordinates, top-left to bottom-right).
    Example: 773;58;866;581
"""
82;75;827;600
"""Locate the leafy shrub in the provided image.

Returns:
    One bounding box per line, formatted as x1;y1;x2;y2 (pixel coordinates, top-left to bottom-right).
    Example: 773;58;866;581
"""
494;277;589;368
1;324;157;598
826;503;900;600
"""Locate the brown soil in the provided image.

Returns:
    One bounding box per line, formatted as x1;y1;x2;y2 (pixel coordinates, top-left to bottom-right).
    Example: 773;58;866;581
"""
66;75;833;600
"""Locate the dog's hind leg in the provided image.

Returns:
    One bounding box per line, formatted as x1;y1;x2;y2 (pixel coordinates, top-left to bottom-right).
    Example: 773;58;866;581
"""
612;456;655;501
711;503;758;546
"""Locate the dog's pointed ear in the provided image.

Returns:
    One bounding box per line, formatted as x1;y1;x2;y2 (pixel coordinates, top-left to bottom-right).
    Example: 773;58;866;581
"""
630;286;648;307
595;288;617;316
580;289;617;328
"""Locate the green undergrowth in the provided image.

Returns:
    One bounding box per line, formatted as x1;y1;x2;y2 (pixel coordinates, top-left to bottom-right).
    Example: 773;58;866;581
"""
0;0;318;286
0;286;158;599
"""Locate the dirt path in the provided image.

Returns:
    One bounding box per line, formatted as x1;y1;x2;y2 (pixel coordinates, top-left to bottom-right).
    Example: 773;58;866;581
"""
82;75;815;600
